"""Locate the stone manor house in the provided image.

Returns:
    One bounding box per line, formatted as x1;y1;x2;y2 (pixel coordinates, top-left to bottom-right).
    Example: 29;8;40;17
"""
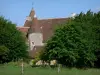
17;8;69;58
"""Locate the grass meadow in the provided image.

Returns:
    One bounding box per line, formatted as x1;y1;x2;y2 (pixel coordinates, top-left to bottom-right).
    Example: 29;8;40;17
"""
0;62;100;75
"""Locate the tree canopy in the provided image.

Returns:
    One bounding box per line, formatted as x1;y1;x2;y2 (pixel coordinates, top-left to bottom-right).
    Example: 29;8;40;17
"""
40;11;100;68
0;16;28;63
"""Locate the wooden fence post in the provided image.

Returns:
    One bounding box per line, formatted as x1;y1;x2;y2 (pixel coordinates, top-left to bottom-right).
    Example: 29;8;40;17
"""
21;59;24;75
58;64;60;73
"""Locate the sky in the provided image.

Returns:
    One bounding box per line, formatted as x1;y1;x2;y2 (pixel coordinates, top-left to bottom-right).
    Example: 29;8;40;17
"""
0;0;100;26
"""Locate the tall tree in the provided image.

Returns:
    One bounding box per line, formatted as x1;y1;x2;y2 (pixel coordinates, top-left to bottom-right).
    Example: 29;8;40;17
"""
0;16;28;63
41;11;100;68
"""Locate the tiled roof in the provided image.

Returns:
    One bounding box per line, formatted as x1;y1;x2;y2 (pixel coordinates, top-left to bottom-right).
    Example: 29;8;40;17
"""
19;17;70;41
38;18;70;42
24;20;32;27
17;27;30;33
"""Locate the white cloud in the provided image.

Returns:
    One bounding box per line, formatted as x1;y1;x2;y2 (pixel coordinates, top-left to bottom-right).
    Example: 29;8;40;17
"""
71;13;76;18
96;7;100;11
92;7;100;12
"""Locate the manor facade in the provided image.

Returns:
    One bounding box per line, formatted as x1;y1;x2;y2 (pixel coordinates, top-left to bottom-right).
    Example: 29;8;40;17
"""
17;8;69;58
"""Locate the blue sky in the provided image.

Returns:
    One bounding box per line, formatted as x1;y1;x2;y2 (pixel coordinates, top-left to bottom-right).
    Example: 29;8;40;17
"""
0;0;100;26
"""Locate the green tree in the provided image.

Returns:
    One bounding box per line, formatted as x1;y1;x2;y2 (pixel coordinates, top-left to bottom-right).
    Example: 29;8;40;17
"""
0;16;28;63
0;45;9;63
41;11;100;68
92;12;100;67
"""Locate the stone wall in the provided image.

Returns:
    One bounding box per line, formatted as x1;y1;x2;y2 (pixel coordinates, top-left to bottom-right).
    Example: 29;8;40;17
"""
28;33;44;50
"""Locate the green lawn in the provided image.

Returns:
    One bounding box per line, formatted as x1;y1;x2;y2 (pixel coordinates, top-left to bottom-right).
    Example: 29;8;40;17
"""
0;62;100;75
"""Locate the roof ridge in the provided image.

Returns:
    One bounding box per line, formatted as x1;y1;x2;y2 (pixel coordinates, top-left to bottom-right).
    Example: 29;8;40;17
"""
38;17;68;20
16;26;30;28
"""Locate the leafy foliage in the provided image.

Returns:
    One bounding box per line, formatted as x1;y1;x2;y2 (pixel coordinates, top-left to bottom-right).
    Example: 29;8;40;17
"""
40;11;100;68
0;16;28;63
0;45;9;63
